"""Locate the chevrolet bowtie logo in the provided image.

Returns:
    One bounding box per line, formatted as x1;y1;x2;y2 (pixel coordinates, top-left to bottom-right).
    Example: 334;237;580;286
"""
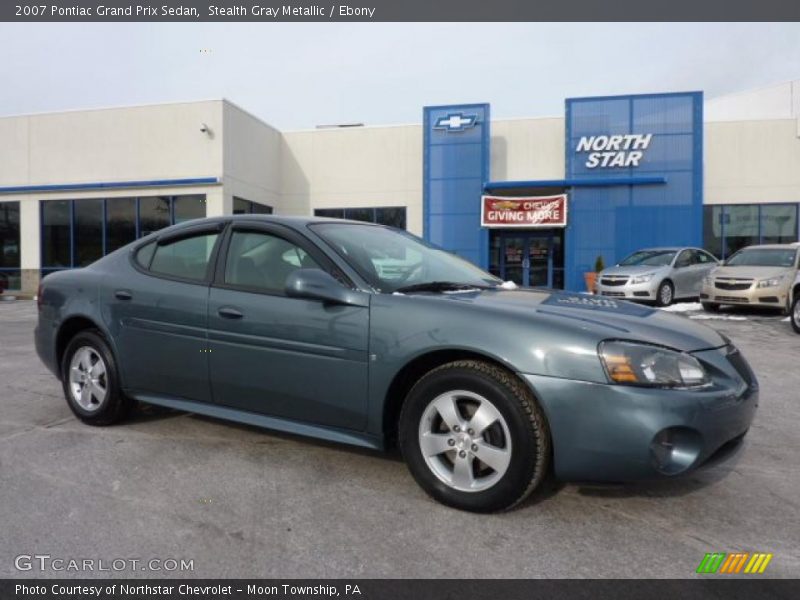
434;113;478;132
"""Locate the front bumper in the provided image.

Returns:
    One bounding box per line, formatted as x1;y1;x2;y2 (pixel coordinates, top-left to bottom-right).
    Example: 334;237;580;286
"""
700;283;789;308
596;279;659;301
523;344;759;482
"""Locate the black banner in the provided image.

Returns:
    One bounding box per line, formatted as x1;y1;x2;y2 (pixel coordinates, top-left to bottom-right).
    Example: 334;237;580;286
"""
2;580;800;600
2;0;800;22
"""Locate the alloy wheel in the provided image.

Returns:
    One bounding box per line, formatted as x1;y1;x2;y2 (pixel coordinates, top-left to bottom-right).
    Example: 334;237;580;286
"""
660;283;673;305
68;347;108;412
418;390;512;493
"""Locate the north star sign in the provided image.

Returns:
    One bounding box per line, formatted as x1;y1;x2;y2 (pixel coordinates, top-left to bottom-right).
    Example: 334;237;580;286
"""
576;133;653;168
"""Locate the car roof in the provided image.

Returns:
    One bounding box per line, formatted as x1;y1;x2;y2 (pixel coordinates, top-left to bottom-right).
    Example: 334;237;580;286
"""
738;243;800;251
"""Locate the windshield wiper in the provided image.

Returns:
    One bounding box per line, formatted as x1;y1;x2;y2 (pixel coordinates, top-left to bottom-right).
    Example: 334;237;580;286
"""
395;281;490;294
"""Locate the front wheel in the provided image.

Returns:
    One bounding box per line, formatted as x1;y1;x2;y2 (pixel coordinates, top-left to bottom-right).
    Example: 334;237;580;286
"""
791;294;800;334
656;280;674;307
399;360;550;512
61;330;134;426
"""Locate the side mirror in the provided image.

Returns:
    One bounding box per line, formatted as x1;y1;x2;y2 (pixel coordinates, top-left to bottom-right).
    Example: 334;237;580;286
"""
285;269;369;307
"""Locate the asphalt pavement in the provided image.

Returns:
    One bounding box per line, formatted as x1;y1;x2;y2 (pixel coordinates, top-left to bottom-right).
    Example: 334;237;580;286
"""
1;300;798;578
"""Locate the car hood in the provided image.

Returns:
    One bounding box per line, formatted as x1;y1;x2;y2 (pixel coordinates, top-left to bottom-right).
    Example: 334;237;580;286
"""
600;265;668;276
711;265;792;280
414;288;726;352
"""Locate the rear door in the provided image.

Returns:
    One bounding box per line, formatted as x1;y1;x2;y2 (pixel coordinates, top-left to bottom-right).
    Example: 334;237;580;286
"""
110;224;224;402
206;222;370;431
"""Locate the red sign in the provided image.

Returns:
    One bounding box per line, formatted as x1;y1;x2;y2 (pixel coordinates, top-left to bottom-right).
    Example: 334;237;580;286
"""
481;194;568;228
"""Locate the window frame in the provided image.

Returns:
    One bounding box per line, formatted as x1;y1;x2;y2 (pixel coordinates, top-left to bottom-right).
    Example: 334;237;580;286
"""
211;220;354;298
128;221;226;286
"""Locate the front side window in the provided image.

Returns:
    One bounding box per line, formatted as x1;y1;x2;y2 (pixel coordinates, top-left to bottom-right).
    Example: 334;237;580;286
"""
224;230;320;294
310;222;499;293
149;233;219;281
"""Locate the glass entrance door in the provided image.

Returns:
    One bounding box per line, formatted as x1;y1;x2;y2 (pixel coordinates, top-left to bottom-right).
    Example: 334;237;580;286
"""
489;231;564;289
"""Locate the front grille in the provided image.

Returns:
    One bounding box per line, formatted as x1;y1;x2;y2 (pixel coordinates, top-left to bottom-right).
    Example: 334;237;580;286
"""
715;279;753;291
600;278;628;287
715;296;750;303
600;291;626;298
727;346;757;388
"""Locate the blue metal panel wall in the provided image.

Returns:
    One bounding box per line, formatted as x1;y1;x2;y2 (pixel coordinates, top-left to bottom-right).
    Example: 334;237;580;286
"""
423;104;490;268
565;92;703;291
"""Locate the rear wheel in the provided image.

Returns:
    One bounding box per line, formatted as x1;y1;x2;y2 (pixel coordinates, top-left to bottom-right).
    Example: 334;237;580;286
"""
702;302;721;313
791;294;800;334
399;360;550;512
61;330;134;426
656;281;674;307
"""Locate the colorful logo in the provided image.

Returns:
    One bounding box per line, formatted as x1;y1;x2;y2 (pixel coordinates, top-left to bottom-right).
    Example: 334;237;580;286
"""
696;552;773;574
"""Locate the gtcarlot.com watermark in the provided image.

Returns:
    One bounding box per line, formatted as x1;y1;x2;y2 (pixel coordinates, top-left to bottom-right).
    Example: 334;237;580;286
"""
15;554;194;573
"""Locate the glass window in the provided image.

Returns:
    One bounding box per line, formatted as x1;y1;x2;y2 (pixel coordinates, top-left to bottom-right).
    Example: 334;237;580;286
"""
311;222;500;293
174;195;206;224
703;205;723;258
375;207;406;229
224;230;320;294
106;197;137;253
674;250;692;268
724;205;760;256
313;207;407;229
314;209;345;219
726;247;798;268
135;241;156;269
694;250;717;264
74;198;104;267
42;200;72;268
150;233;219;281
0;202;20;269
344;208;374;223
760;204;798;245
139;196;171;237
619;249;677;267
250;202;273;214
0;201;20;291
233;197;250;215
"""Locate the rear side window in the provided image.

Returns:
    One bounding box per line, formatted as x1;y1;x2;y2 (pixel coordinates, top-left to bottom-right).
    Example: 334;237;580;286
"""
135;242;156;268
149;233;219;281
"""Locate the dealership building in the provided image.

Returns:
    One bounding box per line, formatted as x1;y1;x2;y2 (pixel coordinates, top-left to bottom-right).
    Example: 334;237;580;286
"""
1;80;800;295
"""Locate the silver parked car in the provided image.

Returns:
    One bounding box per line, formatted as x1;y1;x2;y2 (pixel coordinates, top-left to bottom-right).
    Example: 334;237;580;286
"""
597;247;720;306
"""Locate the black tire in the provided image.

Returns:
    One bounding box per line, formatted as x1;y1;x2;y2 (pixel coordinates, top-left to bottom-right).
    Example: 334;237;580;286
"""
702;302;721;313
655;280;674;307
399;360;550;513
791;294;800;334
61;330;134;426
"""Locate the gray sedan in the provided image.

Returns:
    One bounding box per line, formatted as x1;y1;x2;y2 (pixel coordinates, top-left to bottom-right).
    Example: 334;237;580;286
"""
597;247;720;306
35;217;756;512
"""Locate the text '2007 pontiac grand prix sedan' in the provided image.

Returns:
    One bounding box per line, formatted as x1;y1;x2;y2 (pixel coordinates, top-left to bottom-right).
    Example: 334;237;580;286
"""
35;216;758;512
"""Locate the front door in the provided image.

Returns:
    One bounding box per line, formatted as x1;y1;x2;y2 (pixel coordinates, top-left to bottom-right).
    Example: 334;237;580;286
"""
490;231;564;288
207;224;370;431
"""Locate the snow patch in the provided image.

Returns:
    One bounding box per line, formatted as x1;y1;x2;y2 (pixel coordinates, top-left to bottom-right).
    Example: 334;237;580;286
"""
690;314;748;321
659;302;704;313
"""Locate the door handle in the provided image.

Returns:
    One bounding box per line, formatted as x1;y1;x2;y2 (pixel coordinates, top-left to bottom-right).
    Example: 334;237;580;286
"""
218;307;243;319
114;289;132;301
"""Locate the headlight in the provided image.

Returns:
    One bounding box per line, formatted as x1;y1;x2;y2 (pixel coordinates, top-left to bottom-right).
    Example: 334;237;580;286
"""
630;273;654;284
599;341;710;388
757;275;785;288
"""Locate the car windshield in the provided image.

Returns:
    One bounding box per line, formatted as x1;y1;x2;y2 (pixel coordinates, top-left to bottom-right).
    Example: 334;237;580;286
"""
618;250;677;267
725;248;798;267
309;222;501;293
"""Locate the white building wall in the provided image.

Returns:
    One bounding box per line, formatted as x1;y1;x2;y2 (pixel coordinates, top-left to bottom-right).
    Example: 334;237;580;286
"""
704;119;800;205
221;100;282;215
280;125;424;235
